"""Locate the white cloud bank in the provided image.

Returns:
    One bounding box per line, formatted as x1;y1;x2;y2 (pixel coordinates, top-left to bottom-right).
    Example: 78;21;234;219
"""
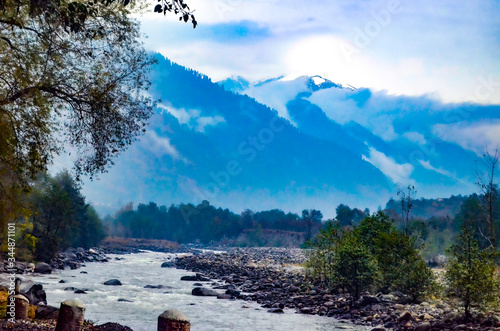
362;147;414;186
432;121;500;155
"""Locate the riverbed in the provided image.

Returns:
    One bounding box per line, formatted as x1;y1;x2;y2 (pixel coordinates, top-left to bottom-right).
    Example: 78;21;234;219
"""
20;250;367;331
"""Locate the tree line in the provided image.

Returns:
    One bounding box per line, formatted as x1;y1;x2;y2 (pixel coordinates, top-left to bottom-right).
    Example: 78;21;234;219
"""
105;202;324;245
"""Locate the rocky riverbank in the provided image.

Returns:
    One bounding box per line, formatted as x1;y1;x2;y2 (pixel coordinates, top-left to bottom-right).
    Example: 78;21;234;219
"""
173;248;500;331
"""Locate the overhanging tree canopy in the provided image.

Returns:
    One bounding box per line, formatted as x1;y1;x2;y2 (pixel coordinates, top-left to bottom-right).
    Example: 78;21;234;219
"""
0;0;194;228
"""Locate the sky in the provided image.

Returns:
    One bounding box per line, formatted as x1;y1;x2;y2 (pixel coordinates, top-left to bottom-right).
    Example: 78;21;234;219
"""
137;0;500;105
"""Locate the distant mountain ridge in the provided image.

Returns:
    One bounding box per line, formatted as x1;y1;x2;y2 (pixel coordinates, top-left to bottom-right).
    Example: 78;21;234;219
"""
80;54;500;217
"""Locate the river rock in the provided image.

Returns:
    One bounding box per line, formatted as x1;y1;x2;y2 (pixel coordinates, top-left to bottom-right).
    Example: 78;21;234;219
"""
35;305;59;319
24;283;47;305
192;287;218;296
398;311;412;323
414;322;431;331
35;262;52;274
144;285;165;289
104;279;122;286
268;308;284;313
161;261;175;268
118;298;133;303
181;274;210;281
360;295;380;305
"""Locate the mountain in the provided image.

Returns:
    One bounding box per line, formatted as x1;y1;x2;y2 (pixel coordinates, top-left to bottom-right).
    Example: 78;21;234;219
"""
79;54;500;217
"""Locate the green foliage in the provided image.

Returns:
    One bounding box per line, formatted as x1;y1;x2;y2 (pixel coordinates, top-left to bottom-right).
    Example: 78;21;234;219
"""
304;221;341;288
29;170;107;261
445;227;500;319
305;212;434;302
333;231;378;300
108;202;322;245
336;204;367;226
374;230;434;301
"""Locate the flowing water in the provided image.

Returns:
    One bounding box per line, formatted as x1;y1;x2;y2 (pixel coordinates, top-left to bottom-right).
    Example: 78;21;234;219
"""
23;251;367;331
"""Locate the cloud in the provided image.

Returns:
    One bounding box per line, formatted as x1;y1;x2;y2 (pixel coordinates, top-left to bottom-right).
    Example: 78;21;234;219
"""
362;147;414;186
137;0;500;104
195;115;226;132
432;121;500;155
144;131;185;161
403;131;427;145
418;160;454;178
158;104;200;124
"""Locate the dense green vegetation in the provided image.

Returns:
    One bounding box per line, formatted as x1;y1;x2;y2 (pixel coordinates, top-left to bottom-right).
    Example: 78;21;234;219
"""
305;212;434;302
105;202;323;245
304;157;500;319
2;170;107;262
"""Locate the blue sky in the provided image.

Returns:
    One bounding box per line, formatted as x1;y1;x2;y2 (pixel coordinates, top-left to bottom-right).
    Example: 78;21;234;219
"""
137;0;500;105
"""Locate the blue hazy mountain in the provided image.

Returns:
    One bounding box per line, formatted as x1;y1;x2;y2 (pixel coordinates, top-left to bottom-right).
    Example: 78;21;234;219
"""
81;54;500;217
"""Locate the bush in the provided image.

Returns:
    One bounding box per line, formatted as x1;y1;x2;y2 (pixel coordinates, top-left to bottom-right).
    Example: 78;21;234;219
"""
445;228;500;319
304;212;435;302
374;230;434;302
333;231;378;300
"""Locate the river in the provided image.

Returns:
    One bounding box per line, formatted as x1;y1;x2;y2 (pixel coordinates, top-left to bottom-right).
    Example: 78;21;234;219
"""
23;250;367;331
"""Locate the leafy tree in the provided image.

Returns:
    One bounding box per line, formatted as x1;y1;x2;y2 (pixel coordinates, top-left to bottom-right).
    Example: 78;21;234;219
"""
304;221;341;288
334;231;378;300
445;227;499;320
374;230;433;301
30;170;107;261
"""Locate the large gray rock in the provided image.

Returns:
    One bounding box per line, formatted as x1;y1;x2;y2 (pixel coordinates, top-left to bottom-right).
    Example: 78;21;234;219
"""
192;287;218;296
35;262;52;274
104;279;122;286
24;283;47;305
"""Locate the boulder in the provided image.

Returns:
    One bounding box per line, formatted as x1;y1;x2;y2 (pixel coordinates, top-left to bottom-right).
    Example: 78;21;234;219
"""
192;287;218;296
34;262;52;274
267;308;284;313
414;322;431;331
74;289;86;294
360;295;380;305
104;279;122;286
180;274;210;281
161;261;175;268
24;284;47;305
35;305;59;319
398;311;412;323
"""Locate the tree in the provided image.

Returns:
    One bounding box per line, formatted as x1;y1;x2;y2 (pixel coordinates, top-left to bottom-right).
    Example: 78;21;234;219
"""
475;147;499;250
302;209;323;240
397;185;416;235
334;231;378;301
30;170;107;261
445;227;499;320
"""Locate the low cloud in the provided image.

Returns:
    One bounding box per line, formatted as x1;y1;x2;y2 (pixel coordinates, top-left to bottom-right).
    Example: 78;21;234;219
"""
432;121;500;155
145;131;186;161
418;160;454;178
362;147;414;186
195;115;226;132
